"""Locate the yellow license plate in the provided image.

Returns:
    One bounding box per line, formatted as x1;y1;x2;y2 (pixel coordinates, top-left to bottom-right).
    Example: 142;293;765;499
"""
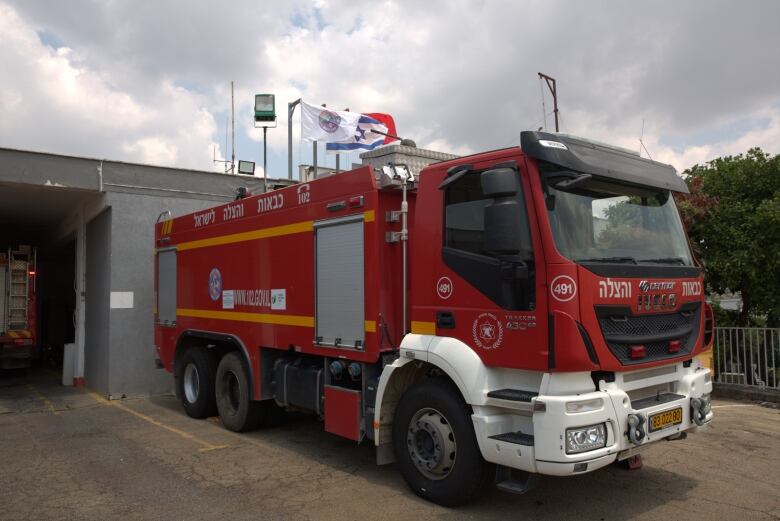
649;407;683;432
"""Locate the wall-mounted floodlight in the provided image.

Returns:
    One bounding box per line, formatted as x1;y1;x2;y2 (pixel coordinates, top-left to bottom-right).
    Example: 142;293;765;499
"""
254;94;277;126
238;160;255;175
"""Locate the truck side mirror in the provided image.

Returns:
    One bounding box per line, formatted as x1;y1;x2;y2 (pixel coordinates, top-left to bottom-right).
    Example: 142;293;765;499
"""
481;168;524;255
481;167;518;197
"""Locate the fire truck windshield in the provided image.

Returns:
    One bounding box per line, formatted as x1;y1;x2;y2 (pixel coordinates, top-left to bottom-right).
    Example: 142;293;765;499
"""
543;169;693;266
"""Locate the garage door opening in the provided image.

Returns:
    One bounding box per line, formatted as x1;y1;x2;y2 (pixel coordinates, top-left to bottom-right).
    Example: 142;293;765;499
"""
0;181;100;387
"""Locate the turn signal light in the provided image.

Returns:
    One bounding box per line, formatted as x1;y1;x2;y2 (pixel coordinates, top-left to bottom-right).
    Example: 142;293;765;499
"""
629;345;646;360
668;340;682;353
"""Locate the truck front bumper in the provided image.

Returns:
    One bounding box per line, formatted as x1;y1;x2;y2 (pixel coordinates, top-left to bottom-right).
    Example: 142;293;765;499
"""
471;362;713;476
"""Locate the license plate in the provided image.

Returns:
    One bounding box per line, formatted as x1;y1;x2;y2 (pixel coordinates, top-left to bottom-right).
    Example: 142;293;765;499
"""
649;407;683;432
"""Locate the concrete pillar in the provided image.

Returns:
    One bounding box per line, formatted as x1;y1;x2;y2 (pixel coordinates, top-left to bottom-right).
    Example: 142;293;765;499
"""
73;207;86;387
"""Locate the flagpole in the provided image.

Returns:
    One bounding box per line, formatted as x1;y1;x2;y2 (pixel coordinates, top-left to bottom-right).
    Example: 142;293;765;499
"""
369;129;402;141
287;98;301;180
313;141;317;181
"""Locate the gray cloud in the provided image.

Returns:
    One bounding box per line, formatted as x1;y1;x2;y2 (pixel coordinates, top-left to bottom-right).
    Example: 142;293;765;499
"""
2;0;779;173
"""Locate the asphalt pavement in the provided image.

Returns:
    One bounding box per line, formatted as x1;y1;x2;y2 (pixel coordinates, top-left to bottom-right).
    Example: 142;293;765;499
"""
1;368;778;521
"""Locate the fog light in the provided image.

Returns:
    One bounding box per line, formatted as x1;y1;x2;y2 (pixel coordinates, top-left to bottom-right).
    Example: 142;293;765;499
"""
565;423;607;454
701;393;711;414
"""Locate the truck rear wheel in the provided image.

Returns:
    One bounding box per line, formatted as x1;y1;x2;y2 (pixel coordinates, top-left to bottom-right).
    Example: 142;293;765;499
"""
175;347;217;419
392;378;491;506
215;352;262;432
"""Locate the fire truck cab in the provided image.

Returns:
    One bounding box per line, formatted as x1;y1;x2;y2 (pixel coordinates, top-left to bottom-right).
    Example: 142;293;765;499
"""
154;131;713;506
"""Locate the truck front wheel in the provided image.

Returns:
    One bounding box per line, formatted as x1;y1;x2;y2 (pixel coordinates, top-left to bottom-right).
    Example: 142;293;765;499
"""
215;352;262;432
392;378;491;506
175;347;217;419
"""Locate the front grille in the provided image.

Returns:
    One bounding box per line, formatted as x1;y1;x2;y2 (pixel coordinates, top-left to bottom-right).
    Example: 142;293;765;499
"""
595;303;701;365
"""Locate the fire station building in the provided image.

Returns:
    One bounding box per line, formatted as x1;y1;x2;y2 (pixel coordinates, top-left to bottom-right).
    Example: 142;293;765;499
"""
0;144;454;397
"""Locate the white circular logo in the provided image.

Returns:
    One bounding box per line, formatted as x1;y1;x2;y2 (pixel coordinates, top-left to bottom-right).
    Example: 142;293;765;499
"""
472;312;503;350
436;276;453;299
550;275;577;302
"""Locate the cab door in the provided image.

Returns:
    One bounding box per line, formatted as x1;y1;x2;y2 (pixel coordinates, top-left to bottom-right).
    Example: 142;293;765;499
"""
410;155;549;371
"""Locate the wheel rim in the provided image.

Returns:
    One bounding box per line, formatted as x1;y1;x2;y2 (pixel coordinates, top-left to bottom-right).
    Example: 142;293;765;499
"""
406;407;457;480
224;370;241;414
183;363;200;404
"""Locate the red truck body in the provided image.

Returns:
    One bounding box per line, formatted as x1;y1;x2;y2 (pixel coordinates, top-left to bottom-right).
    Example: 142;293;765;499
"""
154;131;714;505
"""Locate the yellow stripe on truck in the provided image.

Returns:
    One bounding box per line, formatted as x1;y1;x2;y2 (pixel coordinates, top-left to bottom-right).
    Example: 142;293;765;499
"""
172;211;374;252
410;321;436;335
177;220;314;252
177;309;378;334
177;308;315;327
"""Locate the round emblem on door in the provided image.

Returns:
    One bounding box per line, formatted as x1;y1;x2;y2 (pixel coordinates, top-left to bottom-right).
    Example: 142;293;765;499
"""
208;268;222;301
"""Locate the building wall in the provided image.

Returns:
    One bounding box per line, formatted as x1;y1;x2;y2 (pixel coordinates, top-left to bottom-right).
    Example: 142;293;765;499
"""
105;191;233;396
84;208;111;393
100;161;269;397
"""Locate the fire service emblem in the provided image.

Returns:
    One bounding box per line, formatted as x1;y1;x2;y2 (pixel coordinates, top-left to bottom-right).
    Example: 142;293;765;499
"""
472;312;503;350
208;268;222;302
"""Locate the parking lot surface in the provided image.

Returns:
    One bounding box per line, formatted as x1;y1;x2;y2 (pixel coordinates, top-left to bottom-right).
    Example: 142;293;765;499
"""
1;369;778;521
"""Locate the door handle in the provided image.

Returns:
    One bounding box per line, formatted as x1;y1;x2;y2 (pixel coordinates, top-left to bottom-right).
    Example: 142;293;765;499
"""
436;311;456;329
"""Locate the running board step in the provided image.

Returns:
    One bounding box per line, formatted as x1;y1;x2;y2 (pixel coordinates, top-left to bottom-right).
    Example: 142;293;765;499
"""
486;389;538;402
495;465;539;495
489;431;535;446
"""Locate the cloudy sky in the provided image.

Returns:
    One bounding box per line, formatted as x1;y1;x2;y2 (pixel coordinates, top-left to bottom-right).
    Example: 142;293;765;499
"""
1;0;779;178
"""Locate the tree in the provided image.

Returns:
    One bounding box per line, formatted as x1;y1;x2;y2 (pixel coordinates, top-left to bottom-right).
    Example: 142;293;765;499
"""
676;148;780;326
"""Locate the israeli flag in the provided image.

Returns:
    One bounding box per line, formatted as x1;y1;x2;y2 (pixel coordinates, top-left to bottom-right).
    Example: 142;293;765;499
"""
326;115;388;153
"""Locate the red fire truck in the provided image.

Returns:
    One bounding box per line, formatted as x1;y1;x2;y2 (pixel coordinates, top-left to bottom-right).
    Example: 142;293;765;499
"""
1;246;37;369
154;131;713;505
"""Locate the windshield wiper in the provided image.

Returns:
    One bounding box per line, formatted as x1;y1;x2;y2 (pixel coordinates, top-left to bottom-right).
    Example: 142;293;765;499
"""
575;256;638;264
640;257;687;265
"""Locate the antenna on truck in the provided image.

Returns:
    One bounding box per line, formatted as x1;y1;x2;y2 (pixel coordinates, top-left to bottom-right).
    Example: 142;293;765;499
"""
639;119;653;160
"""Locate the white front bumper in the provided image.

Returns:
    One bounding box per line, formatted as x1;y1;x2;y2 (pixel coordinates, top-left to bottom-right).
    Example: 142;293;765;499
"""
472;362;713;476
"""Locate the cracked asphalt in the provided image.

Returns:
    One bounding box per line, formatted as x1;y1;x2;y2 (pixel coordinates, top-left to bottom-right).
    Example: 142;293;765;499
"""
1;369;778;521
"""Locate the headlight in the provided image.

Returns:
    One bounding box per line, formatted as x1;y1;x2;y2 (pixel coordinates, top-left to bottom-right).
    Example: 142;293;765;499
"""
565;423;607;454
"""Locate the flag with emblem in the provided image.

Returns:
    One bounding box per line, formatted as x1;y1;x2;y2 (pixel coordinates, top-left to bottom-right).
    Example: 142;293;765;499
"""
300;101;361;143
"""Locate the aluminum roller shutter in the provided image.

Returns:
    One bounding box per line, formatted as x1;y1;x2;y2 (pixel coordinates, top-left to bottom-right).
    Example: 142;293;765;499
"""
315;216;365;348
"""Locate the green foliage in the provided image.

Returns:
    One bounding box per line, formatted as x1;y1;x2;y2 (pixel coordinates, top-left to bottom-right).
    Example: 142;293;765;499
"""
676;148;780;326
599;194;670;248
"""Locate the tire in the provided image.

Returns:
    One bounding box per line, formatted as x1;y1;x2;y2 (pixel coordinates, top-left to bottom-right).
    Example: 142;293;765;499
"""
215;352;262;432
175;347;217;419
392;378;492;506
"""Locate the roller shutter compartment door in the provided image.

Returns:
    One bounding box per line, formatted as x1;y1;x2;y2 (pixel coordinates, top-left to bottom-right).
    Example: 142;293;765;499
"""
157;249;177;325
315;216;365;348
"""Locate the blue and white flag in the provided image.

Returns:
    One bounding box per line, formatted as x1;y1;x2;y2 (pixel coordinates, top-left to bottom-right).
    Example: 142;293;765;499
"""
300;101;361;143
325;114;389;153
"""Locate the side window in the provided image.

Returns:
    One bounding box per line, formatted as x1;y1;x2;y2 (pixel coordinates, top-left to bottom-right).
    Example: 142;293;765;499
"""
444;174;492;254
442;169;535;310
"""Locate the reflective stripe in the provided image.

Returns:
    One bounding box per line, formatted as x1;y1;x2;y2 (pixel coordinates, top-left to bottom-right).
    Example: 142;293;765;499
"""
411;321;436;335
177;221;314;251
176;309;378;333
177;308;314;327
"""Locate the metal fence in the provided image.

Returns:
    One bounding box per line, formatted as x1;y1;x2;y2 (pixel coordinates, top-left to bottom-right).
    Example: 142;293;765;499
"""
714;327;780;388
